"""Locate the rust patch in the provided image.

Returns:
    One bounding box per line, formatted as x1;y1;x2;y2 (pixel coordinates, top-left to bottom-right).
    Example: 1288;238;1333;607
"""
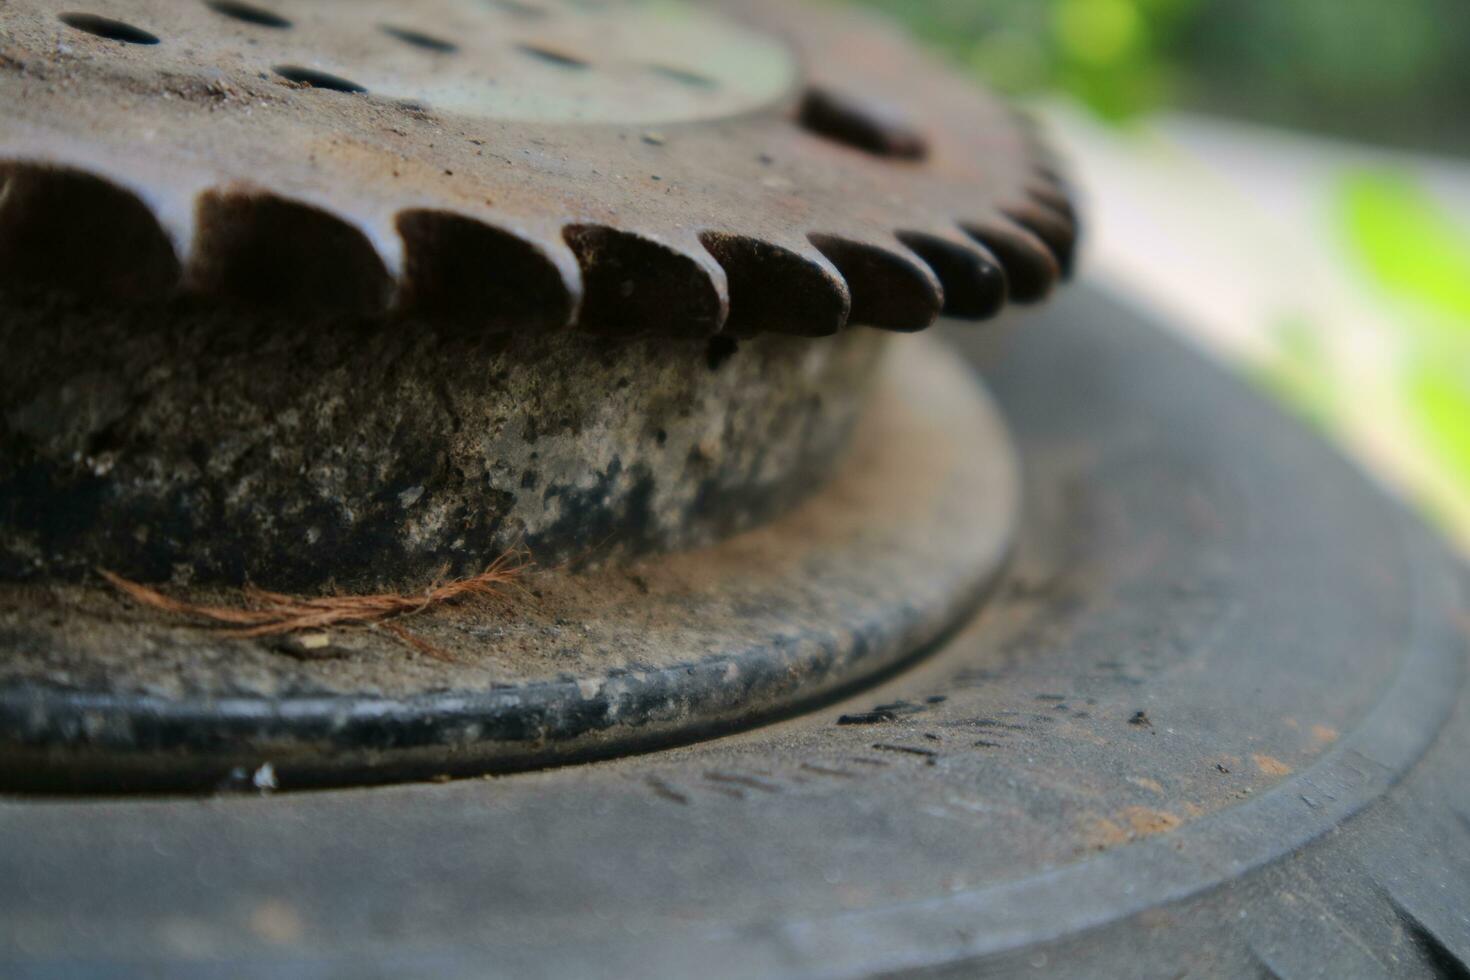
1083;806;1184;849
1122;806;1182;838
1082;816;1130;850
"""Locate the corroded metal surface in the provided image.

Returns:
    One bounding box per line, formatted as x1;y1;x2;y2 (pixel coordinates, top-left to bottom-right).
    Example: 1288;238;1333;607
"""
0;0;1072;791
0;0;1075;336
1;291;1465;977
0;304;886;588
0;334;1018;790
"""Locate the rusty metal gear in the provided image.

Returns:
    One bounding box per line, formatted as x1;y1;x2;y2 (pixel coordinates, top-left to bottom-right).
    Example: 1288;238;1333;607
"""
0;0;1076;337
0;0;1076;793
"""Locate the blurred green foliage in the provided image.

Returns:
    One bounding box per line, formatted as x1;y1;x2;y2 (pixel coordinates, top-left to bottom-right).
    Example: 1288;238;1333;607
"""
1339;174;1470;332
1338;172;1470;495
840;1;1470;510
1409;361;1470;498
846;0;1470;149
844;0;1194;120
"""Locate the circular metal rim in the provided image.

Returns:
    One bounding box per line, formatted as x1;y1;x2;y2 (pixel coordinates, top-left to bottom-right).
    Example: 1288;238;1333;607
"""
1;307;888;590
0;334;1019;792
760;528;1464;976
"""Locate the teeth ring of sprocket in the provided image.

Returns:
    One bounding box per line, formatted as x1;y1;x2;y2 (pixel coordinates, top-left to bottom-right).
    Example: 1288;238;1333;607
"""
0;0;1077;337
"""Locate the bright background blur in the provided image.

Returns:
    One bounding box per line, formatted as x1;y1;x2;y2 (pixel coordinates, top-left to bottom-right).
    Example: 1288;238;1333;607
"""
848;0;1470;548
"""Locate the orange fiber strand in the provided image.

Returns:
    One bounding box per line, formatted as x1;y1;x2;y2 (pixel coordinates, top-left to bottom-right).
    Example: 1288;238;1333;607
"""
98;549;531;662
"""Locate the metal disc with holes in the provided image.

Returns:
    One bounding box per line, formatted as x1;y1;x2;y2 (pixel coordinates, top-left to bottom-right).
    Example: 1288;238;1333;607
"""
2;288;1467;977
0;0;1074;335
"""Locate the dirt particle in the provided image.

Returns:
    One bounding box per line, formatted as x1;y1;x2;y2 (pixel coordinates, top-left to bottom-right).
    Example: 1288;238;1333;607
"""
251;762;278;792
1128;710;1152;728
871;742;937;759
645;776;689;805
837;710;897;726
270;632;345;660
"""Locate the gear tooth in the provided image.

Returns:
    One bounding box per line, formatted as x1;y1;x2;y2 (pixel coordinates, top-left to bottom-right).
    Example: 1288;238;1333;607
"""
961;217;1061;304
1014;119;1070;191
1026;175;1077;225
395;210;578;330
1002;199;1078;279
187;186;391;315
699;232;849;337
562;225;727;337
807;233;942;333
895;230;1007;321
0;1;1078;338
1013;128;1080;276
0;161;180;302
1010;109;1066;172
1029;157;1067;186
